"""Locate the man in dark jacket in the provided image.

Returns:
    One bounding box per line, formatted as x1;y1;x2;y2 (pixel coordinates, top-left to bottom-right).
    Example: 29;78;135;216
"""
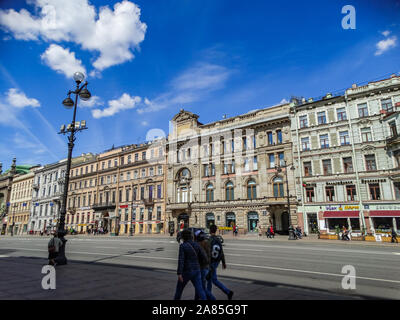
207;225;234;300
194;231;216;300
174;229;207;300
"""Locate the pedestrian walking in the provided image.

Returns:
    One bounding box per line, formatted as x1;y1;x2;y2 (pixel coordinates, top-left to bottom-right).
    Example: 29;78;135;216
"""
174;229;207;300
342;226;350;241
194;230;216;300
48;232;63;266
391;228;398;243
207;224;234;300
267;225;275;238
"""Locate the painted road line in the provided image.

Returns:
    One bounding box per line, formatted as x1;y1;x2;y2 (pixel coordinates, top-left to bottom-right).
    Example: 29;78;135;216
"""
228;263;400;285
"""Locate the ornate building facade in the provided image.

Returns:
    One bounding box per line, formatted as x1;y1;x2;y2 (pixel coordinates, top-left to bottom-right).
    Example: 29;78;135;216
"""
66;140;167;235
166;105;297;235
291;75;400;235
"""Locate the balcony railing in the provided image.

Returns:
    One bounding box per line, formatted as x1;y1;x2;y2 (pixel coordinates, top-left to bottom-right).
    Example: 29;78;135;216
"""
92;201;116;211
143;198;154;207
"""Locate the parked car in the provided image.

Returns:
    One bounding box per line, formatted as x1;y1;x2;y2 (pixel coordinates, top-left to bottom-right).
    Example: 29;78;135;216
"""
176;227;224;245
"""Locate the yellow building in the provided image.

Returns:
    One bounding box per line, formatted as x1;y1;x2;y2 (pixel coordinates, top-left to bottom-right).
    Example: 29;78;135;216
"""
66;140;167;235
8;167;39;235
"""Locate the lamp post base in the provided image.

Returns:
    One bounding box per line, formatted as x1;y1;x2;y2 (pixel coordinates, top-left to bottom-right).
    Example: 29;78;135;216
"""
55;231;68;265
288;225;296;240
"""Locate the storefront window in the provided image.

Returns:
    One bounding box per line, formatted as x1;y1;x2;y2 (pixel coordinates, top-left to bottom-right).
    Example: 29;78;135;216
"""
226;212;236;227
350;218;360;231
373;217;392;233
327;218;348;231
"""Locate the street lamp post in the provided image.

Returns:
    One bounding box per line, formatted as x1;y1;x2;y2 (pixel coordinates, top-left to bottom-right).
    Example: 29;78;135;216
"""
11;203;17;236
57;72;91;265
275;160;295;240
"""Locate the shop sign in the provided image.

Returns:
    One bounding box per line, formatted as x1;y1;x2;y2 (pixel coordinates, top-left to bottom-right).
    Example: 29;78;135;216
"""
366;204;400;210
325;205;359;211
326;181;354;185
219;227;233;231
120;205;128;209
361;179;386;184
80;207;91;210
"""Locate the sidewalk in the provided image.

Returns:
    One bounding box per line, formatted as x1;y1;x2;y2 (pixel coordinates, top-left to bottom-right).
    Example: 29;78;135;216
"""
0;255;370;300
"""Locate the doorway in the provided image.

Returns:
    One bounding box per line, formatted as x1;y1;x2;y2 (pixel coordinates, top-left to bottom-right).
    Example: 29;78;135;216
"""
206;213;215;230
178;213;189;230
307;213;318;233
247;212;259;232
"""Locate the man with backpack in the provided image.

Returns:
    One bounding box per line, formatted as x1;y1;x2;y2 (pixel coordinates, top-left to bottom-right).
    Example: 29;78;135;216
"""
174;229;207;300
207;225;234;300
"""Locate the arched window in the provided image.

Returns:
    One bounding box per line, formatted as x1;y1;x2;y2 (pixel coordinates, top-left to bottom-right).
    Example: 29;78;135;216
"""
247;180;257;199
176;168;191;203
273;177;284;197
226;182;234;201
206;184;214;202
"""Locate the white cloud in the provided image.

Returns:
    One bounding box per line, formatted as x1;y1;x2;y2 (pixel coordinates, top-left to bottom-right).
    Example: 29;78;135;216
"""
79;95;103;108
280;98;289;104
375;36;397;56
137;62;231;113
382;30;391;37
92;93;141;118
0;0;146;74
41;44;86;78
141;120;148;126
6;88;40;108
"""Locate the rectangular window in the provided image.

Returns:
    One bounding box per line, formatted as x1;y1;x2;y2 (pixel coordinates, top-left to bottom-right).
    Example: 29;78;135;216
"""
343;157;353;173
231;139;235;152
381;98;393;113
211;163;215;176
301;137;310;151
306;187;315;202
361;127;372;142
149;167;154;176
326;186;335;201
276;130;282;144
127;172;131;180
317;111;326;125
320;134;329;149
142;152;146;160
134;170;138;179
140;187;144;200
267;132;273;145
253;135;257;148
346;185;357;201
135;153;138;161
278;152;285;166
204;164;209;177
358;103;368;118
126;189;130;202
365;154;377;171
394;182;400;200
133;187;137;201
244;158;250;171
304;161;312;176
140;208;144;220
299;115;308;128
242;137;247;150
253;156;258;171
322;159;332;175
337;107;347;121
389;121;398;138
157;206;161;221
268;154;275;168
141;169;146;177
369;183;381;200
157;184;162;199
339;131;350;145
127;155;131;163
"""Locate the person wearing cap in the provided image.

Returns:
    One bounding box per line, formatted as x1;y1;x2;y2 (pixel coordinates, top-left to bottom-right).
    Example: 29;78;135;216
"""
174;229;207;300
194;230;216;300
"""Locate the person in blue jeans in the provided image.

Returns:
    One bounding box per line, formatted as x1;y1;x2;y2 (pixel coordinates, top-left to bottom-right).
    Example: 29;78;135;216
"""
207;224;234;300
174;229;207;300
194;230;216;300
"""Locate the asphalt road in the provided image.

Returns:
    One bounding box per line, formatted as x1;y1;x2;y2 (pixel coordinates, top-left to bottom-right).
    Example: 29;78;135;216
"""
0;235;399;299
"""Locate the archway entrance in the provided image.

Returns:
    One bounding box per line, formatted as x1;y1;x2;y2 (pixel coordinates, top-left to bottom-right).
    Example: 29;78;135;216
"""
226;212;236;227
101;212;109;232
247;212;259;232
281;211;289;233
206;213;215;230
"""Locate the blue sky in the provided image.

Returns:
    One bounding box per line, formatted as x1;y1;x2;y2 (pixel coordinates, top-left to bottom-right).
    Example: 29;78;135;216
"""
0;0;399;169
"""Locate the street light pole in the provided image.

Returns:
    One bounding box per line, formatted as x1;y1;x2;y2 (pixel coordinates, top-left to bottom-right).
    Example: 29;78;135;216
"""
57;72;91;265
275;160;295;240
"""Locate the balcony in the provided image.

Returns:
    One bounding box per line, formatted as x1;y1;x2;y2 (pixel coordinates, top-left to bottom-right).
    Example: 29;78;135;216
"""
32;183;39;190
143;198;154;207
92;201;116;211
386;134;400;146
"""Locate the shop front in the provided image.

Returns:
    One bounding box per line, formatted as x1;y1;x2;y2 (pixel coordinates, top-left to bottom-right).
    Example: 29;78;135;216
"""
368;210;400;233
323;210;360;233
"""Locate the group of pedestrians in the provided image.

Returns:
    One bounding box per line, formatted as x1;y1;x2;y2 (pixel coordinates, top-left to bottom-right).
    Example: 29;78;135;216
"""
174;224;234;300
